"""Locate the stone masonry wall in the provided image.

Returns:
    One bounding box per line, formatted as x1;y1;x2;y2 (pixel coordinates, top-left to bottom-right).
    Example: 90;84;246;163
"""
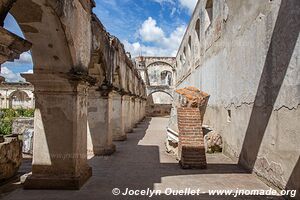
174;0;300;195
12;117;34;154
0;135;22;181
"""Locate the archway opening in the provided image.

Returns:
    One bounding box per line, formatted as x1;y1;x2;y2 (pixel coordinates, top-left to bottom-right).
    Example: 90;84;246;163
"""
1;13;33;82
146;91;172;117
9;90;30;109
205;0;213;32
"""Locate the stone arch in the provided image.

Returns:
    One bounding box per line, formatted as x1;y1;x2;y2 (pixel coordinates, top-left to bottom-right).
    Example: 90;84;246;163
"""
9;90;30;108
1;0;94;190
147;61;174;86
148;90;173;99
195;18;200;41
146;90;173;117
9;0;92;73
146;61;174;70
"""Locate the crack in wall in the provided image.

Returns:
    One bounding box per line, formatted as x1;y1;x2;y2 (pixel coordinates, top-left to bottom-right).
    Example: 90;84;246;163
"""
224;102;300;111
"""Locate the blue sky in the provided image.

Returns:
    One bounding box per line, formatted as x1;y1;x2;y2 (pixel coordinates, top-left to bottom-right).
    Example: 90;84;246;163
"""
1;0;197;82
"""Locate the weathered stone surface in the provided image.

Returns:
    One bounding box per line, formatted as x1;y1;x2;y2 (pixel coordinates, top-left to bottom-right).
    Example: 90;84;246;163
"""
0;27;31;64
12;117;34;154
204;131;223;153
173;0;300;194
0;82;34;109
12;117;34;135
0;135;22;182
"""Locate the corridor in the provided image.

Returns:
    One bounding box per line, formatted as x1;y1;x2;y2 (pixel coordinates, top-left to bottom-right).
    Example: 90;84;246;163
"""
1;117;284;200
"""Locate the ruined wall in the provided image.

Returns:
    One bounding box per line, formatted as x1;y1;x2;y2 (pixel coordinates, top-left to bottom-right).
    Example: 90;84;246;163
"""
0;135;22;182
175;0;300;194
135;57;175;116
0;82;34;109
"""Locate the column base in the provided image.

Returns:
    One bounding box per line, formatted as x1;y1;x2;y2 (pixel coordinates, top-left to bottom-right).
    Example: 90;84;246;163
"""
93;144;116;156
24;166;92;190
179;146;207;169
113;134;127;141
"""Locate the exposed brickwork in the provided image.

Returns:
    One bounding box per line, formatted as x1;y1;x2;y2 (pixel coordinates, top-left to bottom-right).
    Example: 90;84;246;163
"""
177;107;207;169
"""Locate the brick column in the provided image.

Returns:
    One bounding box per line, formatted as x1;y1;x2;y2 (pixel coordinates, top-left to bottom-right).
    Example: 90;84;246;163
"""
176;87;210;169
177;107;206;169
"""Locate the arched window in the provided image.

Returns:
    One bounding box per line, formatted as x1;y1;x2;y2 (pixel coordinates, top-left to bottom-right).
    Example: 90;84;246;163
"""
161;70;172;86
183;47;187;64
188;36;192;51
195;18;200;41
205;0;213;31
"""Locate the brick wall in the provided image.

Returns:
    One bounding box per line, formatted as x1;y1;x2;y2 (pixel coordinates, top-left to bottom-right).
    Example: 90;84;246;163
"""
177;107;207;169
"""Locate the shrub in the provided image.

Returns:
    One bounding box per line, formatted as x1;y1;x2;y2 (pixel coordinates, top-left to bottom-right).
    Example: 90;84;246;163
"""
0;108;34;135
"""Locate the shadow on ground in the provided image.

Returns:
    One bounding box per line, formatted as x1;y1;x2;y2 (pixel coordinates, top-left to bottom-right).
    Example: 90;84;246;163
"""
0;118;286;200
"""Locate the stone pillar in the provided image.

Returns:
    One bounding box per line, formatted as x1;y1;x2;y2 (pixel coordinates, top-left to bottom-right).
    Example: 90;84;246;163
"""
176;87;210;169
23;74;92;189
134;98;139;125
111;91;126;141
131;97;137;128
124;95;133;133
87;87;115;156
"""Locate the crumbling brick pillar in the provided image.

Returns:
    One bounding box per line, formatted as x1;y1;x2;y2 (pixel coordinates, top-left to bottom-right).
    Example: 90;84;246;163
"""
176;87;210;169
111;91;126;141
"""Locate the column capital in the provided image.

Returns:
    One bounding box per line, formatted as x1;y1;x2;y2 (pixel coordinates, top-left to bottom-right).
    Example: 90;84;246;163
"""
22;73;89;95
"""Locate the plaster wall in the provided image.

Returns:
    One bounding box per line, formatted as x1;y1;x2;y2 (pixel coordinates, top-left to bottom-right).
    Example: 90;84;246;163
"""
175;0;300;192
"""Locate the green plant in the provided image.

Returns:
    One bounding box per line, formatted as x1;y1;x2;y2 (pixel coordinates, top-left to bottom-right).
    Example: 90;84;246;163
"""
0;108;34;135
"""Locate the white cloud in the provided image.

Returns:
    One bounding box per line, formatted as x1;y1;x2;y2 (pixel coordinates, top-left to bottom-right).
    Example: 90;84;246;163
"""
124;20;186;57
139;17;165;42
15;52;32;65
0;67;25;82
179;0;197;13
0;67;33;82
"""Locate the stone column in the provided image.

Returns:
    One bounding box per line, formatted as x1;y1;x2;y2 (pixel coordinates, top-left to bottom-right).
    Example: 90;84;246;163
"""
87;87;115;156
131;97;136;128
111;91;126;141
139;99;143;121
141;100;146;119
123;95;133;133
22;74;92;189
